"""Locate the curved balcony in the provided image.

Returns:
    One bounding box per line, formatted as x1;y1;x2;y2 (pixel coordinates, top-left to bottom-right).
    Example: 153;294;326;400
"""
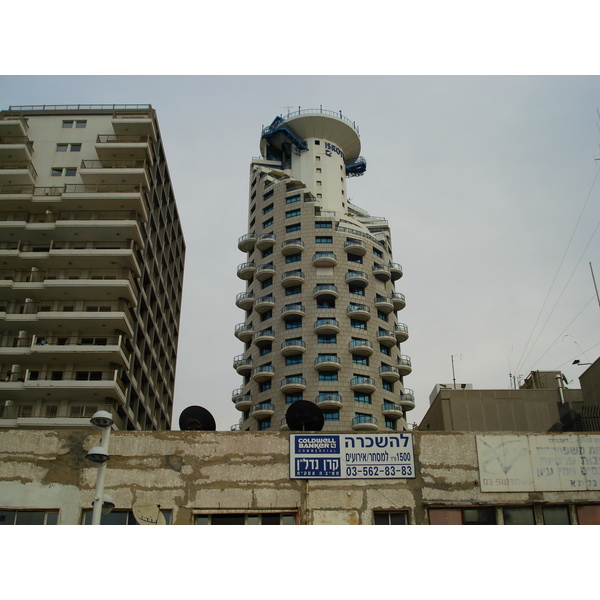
382;401;404;418
379;365;400;382
238;232;256;253
374;295;394;314
232;390;252;411
344;239;367;256
377;329;397;347
280;339;307;356
350;376;376;394
352;414;378;431
233;355;253;375
251;402;275;419
281;303;305;319
392;292;406;311
281;239;305;255
312;251;337;267
281;376;307;393
348;339;373;356
395;323;409;343
347;304;371;321
389;263;403;281
314;355;342;371
345;270;368;287
253;329;275;346
316;393;343;409
372;264;391;281
397;355;412;376
281;270;305;286
255;295;276;313
314;318;340;334
252;365;275;383
235;291;255;310
256;233;276;251
234;322;254;342
313;284;338;299
399;388;415;410
237;261;256;280
255;263;275;281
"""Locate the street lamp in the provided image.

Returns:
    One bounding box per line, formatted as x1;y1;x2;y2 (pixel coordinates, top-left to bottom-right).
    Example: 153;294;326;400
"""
572;360;592;366
86;410;114;525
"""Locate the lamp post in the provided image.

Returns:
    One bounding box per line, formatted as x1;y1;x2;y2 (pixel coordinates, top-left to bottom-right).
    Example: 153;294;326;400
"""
86;410;115;525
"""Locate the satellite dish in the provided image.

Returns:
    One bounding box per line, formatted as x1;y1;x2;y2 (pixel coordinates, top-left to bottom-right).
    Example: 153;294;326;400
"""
286;401;324;432
179;406;216;431
132;501;166;525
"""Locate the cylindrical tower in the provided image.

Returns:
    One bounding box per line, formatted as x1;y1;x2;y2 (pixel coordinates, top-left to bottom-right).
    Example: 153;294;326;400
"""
233;108;413;432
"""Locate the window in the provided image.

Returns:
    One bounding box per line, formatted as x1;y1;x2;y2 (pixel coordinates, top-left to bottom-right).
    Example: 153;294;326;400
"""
82;510;171;525
354;392;371;404
262;247;273;259
57;143;81;152
503;507;535;525
263;203;273;214
351;319;366;330
261;277;273;289
51;167;77;177
315;221;332;228
285;253;301;263
352;355;368;366
196;512;296;525
347;253;363;263
349;285;364;296
286;354;303;366
374;511;408;525
285;318;302;330
263;190;274;201
385;418;396;430
542;506;571;525
322;409;340;421
259;381;271;392
285;393;303;403
259;418;271;430
286;223;301;233
286;209;301;218
75;120;87;128
377;310;388;321
260;310;272;321
317;298;335;309
319;371;338;381
316;236;332;244
383;380;393;392
373;248;383;258
0;510;58;525
62;120;73;128
286;195;300;204
260;344;272;356
285;285;301;296
463;508;496;525
317;334;336;344
263;217;273;229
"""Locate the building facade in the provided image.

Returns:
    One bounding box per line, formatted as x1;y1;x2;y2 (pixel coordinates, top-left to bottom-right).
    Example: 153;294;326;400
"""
233;109;412;432
0;105;185;431
1;428;599;525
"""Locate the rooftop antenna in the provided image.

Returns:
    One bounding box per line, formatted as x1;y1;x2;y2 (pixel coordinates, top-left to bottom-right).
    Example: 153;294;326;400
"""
281;106;294;118
451;355;457;389
590;262;600;310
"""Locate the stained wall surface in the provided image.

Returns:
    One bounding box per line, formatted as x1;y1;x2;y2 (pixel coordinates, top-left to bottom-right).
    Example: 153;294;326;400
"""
0;429;598;524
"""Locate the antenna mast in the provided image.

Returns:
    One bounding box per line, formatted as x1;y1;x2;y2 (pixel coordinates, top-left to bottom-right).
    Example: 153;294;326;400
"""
590;262;600;310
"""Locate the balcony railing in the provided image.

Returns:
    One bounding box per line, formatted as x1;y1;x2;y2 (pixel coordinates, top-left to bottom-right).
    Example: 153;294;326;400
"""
96;135;152;144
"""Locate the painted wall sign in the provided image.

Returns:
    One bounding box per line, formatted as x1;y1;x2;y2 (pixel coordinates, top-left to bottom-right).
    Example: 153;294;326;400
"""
477;434;600;492
324;141;344;160
290;433;415;479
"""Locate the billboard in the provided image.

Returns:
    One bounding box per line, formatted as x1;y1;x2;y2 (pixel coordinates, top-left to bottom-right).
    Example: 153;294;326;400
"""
290;433;415;479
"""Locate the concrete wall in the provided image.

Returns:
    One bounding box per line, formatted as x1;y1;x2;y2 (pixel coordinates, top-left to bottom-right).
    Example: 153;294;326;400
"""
419;388;583;432
1;429;598;524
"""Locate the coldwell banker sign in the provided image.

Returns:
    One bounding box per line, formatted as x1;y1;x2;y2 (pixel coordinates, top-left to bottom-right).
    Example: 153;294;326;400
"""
290;433;415;479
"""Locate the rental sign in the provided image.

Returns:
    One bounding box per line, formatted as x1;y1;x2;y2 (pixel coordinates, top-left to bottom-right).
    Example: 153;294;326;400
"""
290;433;415;479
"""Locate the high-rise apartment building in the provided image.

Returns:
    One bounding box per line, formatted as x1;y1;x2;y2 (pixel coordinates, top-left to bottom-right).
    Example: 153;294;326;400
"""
0;104;185;430
233;109;413;432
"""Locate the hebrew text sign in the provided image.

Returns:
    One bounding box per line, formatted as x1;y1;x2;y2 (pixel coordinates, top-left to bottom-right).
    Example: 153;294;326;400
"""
290;433;415;479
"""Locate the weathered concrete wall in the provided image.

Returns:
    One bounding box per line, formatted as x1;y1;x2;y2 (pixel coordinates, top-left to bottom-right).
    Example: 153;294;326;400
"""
0;430;598;524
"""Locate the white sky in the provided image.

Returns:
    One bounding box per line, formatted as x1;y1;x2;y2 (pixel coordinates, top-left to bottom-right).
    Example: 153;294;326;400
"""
1;75;599;431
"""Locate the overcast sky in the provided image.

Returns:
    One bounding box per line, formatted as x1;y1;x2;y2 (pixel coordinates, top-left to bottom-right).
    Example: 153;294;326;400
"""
1;75;599;430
